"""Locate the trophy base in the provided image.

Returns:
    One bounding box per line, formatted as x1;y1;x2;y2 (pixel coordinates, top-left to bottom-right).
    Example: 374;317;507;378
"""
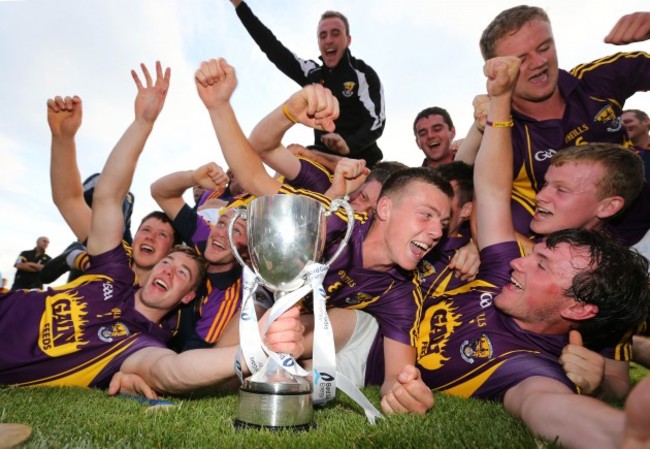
233;419;314;432
235;377;313;431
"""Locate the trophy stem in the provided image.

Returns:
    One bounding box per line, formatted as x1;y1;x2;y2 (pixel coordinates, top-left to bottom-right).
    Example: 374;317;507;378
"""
234;289;314;431
263;290;298;384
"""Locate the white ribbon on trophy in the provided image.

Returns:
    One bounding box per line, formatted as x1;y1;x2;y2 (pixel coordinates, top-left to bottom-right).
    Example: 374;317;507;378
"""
229;195;383;428
237;263;382;424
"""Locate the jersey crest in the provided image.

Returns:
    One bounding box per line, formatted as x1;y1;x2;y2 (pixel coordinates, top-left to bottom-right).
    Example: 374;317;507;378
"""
593;104;622;133
342;81;355;97
460;334;494;364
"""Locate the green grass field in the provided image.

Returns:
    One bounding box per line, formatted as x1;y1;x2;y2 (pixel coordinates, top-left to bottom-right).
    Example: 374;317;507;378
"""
1;386;546;449
1;364;646;448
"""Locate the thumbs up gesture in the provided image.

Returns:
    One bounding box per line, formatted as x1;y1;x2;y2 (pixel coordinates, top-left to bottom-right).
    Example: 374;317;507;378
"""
560;330;605;395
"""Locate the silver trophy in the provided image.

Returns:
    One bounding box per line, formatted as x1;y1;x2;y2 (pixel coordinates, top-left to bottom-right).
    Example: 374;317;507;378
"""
228;194;354;430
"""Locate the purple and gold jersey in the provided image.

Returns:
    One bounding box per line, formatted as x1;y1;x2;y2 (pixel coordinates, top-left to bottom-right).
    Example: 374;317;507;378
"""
272;182;422;346
0;245;169;388
324;214;422;346
194;271;242;344
510;52;650;243
286;158;333;194
71;240;136;285
415;241;575;401
168;205;242;351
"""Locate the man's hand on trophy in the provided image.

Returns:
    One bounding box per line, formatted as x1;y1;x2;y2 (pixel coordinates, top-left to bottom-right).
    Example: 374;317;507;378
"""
195;57;238;110
284;84;339;132
260;305;306;359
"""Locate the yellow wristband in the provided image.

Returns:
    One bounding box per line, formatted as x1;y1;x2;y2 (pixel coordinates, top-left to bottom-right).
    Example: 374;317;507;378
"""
282;104;297;124
485;117;514;128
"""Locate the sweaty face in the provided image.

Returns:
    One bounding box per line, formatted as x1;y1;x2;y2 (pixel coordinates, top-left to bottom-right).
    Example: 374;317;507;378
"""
380;181;451;271
349;179;382;215
415;115;455;165
622;112;649;142
493;19;559;107
531;162;606;235
132;218;175;270
203;209;248;271
138;251;200;312
495;241;591;332
318;17;351;68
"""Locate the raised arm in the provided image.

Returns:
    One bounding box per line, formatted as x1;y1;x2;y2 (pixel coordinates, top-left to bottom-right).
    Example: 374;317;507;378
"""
151;163;229;221
87;62;170;256
474;57;520;250
229;0;312;86
247;95;304;181
604;12;650;45
195;57;340;197
288;144;342;172
324;157;369;199
47;95;91;241
454;94;488;165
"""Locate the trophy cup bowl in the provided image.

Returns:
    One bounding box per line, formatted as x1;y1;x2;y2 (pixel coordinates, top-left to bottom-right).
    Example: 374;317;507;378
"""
246;194;327;293
228;194;355;431
228;195;323;430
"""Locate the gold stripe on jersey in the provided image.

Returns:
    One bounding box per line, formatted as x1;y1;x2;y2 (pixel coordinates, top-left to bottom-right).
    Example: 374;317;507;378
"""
512;124;540;200
278;184;369;224
439;361;506;398
16;336;141;387
73;252;90;272
570;51;650;79
296;156;335;183
223;193;256;211
204;277;242;344
48;273;113;292
342;281;395;310
206;190;224;201
409;273;425;346
587;95;623;110
613;326;638;361
433;349;540;398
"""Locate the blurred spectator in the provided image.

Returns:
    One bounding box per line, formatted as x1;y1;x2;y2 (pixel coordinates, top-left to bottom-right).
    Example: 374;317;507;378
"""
11;236;51;290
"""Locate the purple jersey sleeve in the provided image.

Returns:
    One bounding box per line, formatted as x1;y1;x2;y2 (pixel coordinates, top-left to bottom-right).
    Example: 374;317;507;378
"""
286;158;333;194
324;219;421;345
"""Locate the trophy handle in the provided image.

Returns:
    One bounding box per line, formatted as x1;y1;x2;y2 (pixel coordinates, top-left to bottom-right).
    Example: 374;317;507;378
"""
227;206;252;272
323;197;355;268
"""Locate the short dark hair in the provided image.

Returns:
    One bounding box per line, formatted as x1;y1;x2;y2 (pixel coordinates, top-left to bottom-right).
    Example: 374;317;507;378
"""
480;5;550;60
138;211;182;245
413;107;454;135
433;161;474;207
545;228;650;349
623;109;649;122
380;167;454;201
367;161;409;185
320;11;350;36
168;244;208;291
